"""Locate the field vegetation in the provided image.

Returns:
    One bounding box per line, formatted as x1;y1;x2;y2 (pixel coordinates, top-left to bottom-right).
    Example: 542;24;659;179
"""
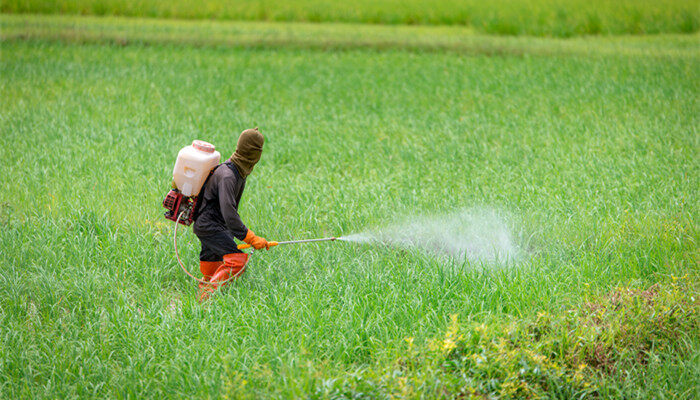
1;8;698;400
2;0;699;37
3;14;699;58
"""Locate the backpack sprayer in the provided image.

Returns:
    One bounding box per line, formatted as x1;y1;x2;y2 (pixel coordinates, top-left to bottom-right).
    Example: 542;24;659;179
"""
163;140;342;284
162;140;221;226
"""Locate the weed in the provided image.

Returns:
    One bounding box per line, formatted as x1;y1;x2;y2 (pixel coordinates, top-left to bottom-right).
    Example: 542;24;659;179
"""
303;278;698;399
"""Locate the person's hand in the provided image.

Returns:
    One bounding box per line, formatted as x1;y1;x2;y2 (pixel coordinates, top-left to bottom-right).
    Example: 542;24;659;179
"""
244;229;270;250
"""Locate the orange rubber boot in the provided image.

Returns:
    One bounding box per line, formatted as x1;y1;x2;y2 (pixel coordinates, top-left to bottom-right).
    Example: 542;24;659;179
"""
200;261;223;279
198;261;223;302
199;253;249;302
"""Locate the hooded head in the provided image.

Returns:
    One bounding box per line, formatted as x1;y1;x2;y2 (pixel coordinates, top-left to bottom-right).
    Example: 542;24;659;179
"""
230;127;264;179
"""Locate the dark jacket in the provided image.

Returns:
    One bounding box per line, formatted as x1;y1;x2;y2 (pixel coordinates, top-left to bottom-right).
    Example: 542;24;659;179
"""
193;161;248;239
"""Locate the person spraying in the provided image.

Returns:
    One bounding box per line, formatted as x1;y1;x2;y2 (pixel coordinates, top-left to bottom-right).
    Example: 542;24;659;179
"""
193;128;270;301
164;128;270;301
165;128;340;301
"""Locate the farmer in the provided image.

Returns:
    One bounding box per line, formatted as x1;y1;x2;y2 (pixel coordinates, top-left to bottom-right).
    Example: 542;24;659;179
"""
193;128;269;301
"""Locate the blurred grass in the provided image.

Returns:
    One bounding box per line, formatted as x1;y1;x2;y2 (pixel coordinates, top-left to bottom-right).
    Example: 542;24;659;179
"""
2;0;699;37
1;15;699;399
2;14;700;58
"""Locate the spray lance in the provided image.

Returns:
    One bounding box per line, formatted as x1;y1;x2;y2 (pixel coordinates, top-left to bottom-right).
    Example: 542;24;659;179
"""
163;140;342;284
236;237;338;250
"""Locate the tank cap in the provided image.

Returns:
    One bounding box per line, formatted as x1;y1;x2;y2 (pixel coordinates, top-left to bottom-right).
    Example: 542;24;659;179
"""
192;140;215;153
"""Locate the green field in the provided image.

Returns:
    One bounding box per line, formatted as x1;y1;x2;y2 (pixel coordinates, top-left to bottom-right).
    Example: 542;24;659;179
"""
1;12;699;400
3;0;699;37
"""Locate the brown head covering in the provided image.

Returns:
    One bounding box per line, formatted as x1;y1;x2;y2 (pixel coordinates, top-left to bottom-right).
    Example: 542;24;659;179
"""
230;127;264;178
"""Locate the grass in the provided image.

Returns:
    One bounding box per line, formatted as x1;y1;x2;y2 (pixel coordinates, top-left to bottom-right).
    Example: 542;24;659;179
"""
1;15;699;399
2;0;699;37
2;14;700;58
303;280;699;399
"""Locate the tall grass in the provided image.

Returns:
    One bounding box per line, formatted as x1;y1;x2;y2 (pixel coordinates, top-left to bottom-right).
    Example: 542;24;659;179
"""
3;14;699;58
2;0;699;36
1;23;698;398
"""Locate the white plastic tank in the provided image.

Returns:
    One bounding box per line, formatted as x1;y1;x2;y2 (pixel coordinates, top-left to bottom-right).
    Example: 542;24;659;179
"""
172;140;221;196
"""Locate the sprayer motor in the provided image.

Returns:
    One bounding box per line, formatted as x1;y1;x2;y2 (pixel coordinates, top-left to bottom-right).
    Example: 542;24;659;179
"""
163;189;197;226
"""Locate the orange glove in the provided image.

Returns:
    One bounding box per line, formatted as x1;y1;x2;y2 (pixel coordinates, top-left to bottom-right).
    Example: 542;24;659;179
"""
243;229;269;250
